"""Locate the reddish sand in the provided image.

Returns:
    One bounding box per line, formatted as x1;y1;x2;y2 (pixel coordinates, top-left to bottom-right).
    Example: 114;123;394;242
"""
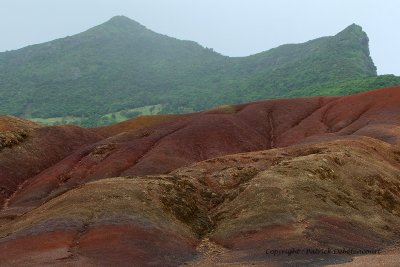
0;86;400;266
0;119;101;207
6;86;400;208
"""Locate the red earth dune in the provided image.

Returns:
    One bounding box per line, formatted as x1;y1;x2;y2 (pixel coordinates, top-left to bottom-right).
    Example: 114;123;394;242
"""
0;86;399;266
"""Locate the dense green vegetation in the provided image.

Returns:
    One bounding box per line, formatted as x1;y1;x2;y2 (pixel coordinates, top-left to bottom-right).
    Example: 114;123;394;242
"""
287;74;400;97
0;16;398;126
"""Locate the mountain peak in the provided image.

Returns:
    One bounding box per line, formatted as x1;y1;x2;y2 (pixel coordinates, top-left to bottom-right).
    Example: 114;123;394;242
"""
107;15;135;24
333;23;376;75
345;23;363;31
98;15;147;32
335;23;365;38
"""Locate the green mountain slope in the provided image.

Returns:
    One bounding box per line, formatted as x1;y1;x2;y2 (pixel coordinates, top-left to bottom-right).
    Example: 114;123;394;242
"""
0;16;227;118
0;16;398;126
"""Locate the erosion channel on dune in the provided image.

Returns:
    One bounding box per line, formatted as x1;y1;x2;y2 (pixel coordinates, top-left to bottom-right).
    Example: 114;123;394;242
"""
0;86;400;266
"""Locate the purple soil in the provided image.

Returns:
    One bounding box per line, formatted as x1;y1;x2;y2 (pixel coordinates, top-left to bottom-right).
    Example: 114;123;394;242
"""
7;86;400;208
0;122;101;207
1;86;400;266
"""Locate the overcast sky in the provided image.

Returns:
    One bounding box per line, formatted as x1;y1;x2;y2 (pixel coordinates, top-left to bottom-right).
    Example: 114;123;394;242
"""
1;0;399;75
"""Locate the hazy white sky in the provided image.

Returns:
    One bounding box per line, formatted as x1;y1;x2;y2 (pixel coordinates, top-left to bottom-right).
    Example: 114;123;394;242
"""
0;0;399;75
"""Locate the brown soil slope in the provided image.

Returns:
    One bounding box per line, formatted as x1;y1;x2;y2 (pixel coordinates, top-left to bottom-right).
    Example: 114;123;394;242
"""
6;87;400;211
0;116;102;208
0;137;399;266
0;86;400;266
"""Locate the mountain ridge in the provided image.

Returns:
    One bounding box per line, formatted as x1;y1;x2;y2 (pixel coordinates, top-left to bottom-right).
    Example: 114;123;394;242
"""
0;16;398;127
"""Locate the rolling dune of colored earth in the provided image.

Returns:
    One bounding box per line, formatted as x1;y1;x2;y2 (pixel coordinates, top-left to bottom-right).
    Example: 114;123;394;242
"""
0;86;399;266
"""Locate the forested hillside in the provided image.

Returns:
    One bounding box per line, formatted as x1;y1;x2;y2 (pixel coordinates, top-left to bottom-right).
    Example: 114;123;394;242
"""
0;16;398;126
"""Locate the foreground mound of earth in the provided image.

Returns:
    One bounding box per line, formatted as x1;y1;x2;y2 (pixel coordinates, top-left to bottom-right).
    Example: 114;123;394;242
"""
0;86;400;266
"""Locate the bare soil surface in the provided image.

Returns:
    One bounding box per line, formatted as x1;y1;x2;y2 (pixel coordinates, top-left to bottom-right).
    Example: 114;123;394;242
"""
1;87;400;266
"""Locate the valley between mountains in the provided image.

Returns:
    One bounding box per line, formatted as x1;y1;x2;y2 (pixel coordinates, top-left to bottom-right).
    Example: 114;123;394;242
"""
1;86;400;266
